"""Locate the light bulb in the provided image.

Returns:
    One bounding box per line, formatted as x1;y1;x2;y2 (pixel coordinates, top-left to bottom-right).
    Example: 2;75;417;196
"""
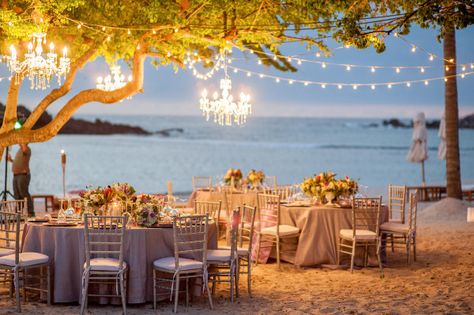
304;82;309;86
371;85;375;90
411;45;416;52
337;84;342;89
352;85;357;90
128;75;133;82
297;59;302;65
246;72;251;77
321;62;326;68
316;52;321;58
276;78;280;83
396;67;400;73
429;55;434;61
49;42;55;52
420;67;425;73
406;82;411;87
424;80;429;85
289;80;293;84
201;89;207;98
388;84;392;89
346;65;351;71
321;84;326;88
371;67;375;73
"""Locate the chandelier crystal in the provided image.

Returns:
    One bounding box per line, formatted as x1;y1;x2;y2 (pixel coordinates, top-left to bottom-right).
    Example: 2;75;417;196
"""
8;32;70;90
96;65;132;91
199;51;252;126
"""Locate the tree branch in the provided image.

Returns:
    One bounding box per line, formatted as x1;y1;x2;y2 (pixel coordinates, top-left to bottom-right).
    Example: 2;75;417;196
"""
23;45;99;130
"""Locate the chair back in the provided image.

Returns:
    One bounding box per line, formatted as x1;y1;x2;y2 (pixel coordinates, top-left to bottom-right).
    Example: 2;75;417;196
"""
257;193;280;233
194;200;221;238
388;185;406;223
192;176;213;191
83;214;127;270
0;211;20;265
239;205;257;252
407;192;418;234
352;197;382;236
263;176;277;188
264;185;296;201
0;198;27;220
172;214;209;267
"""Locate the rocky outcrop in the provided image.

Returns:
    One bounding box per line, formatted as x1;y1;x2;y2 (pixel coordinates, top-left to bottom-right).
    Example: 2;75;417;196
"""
0;103;183;135
382;113;473;129
459;113;474;129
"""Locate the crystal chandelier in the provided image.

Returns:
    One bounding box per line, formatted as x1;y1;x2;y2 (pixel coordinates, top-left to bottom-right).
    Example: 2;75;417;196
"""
8;32;70;90
96;65;132;91
199;51;252;126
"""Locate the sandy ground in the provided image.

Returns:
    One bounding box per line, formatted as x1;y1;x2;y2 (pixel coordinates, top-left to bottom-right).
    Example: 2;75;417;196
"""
1;200;473;314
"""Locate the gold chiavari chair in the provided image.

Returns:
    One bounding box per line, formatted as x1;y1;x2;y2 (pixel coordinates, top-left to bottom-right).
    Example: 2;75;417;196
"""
388;185;407;223
192;176;213;192
81;215;128;315
207;209;240;303
263;185;296;201
0;211;51;312
337;197;383;276
263;176;277;188
0;199;28;221
255;194;300;268
194;200;222;242
380;192;418;264
153;214;213;313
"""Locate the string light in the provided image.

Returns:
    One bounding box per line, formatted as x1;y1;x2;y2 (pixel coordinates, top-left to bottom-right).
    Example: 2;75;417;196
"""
321;83;326;88
321;62;326;68
316;52;321;58
396;67;400;73
411;45;417;53
420;67;425;73
429;54;434;61
346;65;351;71
371;67;376;73
224;65;473;90
424;80;429;85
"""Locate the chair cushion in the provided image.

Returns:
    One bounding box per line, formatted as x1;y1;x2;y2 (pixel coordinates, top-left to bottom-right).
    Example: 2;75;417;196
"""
380;222;409;234
261;225;300;237
340;229;377;241
207;249;232;262
389;218;403;224
153;256;203;272
221;245;249;256
0;248;15;257
85;258;127;271
0;252;49;267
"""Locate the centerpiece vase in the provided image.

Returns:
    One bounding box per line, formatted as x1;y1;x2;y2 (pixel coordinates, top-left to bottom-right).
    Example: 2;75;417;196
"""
325;192;336;206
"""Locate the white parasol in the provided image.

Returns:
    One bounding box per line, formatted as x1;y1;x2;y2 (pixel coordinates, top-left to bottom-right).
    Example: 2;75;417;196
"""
407;112;428;184
438;112;446;160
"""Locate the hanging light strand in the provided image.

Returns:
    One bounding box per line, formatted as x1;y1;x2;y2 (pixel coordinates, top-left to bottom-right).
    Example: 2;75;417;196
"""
227;65;472;89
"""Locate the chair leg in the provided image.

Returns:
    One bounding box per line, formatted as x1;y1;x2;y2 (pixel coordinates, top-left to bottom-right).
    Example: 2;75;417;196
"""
235;259;240;298
185;278;189;311
276;237;281;269
377;239;384;278
230;266;234;304
120;273;127;315
14;267;21;312
413;235;417;262
247;255;252;297
364;244;369;267
205;271;214;310
350;240;356;273
406;236;411;264
153;269;157;310
47;265;51;306
80;271;89;315
337;238;341;266
173;273;180;313
390;234;394;252
23;269;27;302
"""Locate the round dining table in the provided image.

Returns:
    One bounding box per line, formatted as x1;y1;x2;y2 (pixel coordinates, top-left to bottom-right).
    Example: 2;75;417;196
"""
21;223;217;304
190;190;388;267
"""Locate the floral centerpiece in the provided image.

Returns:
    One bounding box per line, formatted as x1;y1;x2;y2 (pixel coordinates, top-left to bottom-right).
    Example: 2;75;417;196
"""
301;172;358;205
79;185;116;214
135;194;164;227
246;169;265;189
224;168;243;187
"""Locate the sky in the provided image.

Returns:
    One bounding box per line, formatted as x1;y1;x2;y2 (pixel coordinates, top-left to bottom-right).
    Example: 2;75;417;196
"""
1;26;474;119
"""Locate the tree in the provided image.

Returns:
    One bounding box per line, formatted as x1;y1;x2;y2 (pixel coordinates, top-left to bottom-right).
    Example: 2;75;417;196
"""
322;0;473;198
1;1;472;198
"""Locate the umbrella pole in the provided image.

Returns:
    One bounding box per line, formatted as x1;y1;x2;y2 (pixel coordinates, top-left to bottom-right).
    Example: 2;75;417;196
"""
421;160;426;186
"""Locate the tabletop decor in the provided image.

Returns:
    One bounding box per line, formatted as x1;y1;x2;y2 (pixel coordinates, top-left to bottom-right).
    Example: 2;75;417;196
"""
224;168;243;188
246;169;265;189
79;182;136;215
135;194;163;227
301;172;358;206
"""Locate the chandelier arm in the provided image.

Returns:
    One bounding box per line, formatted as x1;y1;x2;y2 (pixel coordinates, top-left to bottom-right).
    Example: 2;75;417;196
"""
22;45;99;130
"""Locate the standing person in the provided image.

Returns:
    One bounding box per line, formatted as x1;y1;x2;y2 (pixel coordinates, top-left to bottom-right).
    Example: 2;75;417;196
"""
8;144;34;216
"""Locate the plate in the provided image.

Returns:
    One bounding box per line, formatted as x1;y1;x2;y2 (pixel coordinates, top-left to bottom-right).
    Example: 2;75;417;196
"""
284;202;312;207
43;222;78;227
28;218;50;223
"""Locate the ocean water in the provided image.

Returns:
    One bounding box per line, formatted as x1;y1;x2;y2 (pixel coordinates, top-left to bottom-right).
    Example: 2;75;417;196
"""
7;115;474;196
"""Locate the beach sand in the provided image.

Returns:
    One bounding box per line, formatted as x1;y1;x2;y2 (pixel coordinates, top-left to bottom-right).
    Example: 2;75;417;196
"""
1;199;473;314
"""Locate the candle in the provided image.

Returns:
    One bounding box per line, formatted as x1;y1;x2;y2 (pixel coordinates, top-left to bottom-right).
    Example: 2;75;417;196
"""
60;149;66;164
49;42;55;54
468;207;474;223
63;46;67;58
167;180;173;196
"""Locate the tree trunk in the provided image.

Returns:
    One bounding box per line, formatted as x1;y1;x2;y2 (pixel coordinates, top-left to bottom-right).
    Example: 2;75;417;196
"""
443;28;462;199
